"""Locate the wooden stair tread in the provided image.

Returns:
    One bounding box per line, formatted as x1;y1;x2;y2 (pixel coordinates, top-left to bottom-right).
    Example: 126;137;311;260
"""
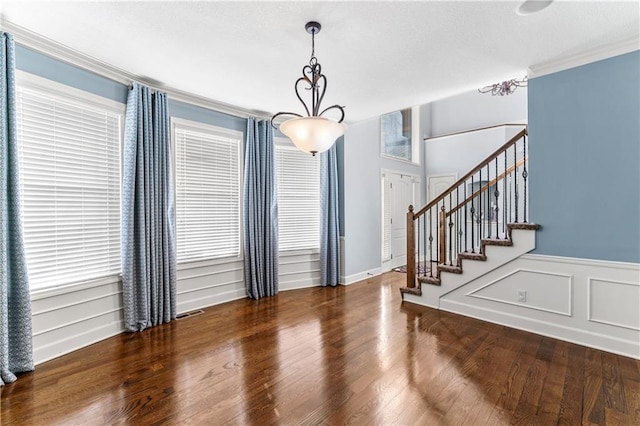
438;264;463;274
400;287;423;296
458;252;487;261
417;275;441;286
507;223;540;231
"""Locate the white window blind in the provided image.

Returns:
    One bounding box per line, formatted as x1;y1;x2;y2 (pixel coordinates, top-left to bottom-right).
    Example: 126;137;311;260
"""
174;122;241;263
16;82;122;289
275;141;320;251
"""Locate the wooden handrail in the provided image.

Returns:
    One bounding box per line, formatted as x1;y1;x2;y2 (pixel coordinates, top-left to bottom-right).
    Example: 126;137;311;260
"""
413;127;527;219
445;157;526;217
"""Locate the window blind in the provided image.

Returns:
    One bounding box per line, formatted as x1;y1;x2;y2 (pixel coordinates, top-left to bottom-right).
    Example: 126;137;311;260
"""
275;142;320;251
174;125;241;262
16;86;122;289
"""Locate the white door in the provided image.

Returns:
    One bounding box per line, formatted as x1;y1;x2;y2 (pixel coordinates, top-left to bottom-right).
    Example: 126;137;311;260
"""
382;172;418;270
427;174;457;202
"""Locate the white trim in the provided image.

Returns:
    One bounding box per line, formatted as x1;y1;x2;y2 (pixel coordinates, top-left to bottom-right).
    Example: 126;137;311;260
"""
30;274;121;300
32;291;122;316
528;37;639;79
466;268;573;317
34;320;124;365
521;253;640;270
177;267;243;282
16;70;125;114
587;278;640;331
440;299;640;360
32;307;123;337
341;267;383;285
2;19;270;120
176;279;244;295
176;256;243;272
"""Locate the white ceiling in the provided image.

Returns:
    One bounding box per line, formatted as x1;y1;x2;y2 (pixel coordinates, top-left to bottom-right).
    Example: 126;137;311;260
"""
1;1;638;123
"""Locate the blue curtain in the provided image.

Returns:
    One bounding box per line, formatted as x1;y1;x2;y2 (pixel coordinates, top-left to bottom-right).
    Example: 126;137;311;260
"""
243;118;278;299
122;83;176;332
0;32;34;386
320;144;340;286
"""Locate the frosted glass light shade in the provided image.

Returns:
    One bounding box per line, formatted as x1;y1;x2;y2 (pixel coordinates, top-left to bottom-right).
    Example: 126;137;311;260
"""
279;116;347;155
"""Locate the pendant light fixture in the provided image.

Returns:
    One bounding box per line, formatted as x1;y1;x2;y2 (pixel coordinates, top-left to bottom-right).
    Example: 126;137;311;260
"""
272;21;347;156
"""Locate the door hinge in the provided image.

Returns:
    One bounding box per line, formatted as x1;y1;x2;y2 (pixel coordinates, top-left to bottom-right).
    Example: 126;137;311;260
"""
390;218;393;224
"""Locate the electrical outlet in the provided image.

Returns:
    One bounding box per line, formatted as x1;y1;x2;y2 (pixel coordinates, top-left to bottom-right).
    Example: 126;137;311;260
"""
517;290;527;303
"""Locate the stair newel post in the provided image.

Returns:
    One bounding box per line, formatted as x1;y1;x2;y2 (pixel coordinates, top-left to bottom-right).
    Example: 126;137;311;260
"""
439;205;447;266
514;138;519;223
523;133;528;223
406;205;416;288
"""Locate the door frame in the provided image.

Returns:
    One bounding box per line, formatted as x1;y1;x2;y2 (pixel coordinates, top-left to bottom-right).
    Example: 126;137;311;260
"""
380;169;421;272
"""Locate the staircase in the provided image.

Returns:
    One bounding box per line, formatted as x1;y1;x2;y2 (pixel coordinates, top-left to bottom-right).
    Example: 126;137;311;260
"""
400;128;540;307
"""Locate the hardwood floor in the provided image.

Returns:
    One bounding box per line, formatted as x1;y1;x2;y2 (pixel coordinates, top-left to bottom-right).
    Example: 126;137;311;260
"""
2;272;639;425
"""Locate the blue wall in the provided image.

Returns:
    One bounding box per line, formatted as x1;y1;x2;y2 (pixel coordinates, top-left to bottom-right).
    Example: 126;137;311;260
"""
529;51;640;263
15;45;247;133
16;45;129;103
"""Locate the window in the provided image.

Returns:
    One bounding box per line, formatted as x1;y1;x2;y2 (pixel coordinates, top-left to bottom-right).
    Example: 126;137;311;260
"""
16;73;123;289
380;106;420;164
173;119;242;263
275;138;320;251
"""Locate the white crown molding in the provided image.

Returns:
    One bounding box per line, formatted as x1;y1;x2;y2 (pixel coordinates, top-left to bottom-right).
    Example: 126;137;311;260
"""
528;36;640;79
0;17;271;120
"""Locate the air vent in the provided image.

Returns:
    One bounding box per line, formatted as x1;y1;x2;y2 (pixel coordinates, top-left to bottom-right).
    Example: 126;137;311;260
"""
176;309;205;320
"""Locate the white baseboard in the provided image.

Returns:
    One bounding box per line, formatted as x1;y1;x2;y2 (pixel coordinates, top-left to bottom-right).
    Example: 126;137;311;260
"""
341;267;383;285
440;299;639;359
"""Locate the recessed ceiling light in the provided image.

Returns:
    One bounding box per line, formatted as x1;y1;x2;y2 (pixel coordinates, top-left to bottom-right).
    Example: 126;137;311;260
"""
517;0;554;16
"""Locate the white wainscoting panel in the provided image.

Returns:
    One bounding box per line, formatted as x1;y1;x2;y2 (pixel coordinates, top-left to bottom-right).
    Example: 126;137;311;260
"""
176;258;245;313
467;269;572;316
279;250;321;291
31;277;124;364
439;254;640;359
588;278;640;331
31;250;323;365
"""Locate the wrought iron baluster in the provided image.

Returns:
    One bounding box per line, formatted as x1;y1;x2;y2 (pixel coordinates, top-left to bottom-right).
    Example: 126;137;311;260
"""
486;164;491;239
495;157;499;238
514;140;519;223
428;207;433;277
448;192;453;265
470;176;475;253
523;134;528;223
464;180;468;253
435;202;439;265
416;215;420;277
456;186;461;257
503;149;507;236
479;168;483;241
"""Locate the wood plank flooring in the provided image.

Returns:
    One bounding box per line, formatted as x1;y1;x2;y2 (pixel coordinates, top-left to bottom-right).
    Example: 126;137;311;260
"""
1;272;639;425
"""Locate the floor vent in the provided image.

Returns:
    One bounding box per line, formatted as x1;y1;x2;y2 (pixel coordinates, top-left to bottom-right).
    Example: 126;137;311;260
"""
176;309;205;320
